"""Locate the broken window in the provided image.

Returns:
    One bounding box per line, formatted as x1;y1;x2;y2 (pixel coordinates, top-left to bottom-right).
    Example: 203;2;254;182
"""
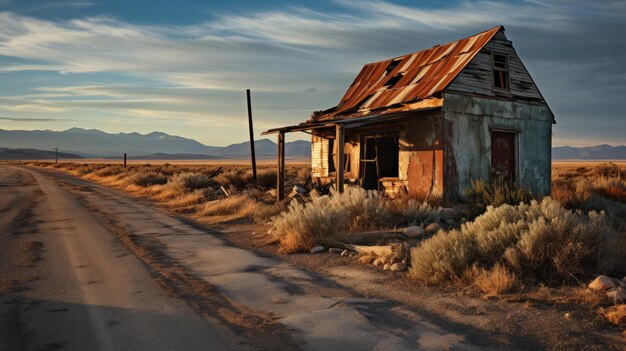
492;52;509;91
360;135;399;190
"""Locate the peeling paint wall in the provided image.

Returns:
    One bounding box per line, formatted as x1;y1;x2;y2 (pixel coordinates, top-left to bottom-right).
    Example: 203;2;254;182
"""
310;110;444;196
311;135;329;178
442;92;552;199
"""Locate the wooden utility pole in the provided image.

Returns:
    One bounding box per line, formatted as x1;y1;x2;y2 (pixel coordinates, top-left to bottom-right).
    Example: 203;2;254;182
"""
277;131;285;201
335;124;345;193
55;147;58;164
246;89;257;182
124;153;127;168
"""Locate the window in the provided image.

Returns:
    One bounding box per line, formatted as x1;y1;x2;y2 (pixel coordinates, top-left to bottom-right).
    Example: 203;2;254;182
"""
492;52;509;91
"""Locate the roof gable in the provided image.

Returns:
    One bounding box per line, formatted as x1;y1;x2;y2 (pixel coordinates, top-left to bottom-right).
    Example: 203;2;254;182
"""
312;26;503;121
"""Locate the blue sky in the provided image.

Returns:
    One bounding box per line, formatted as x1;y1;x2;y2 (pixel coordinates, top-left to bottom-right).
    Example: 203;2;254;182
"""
0;0;624;146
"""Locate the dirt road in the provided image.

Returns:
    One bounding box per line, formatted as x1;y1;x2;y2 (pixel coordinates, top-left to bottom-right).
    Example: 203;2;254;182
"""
0;165;244;351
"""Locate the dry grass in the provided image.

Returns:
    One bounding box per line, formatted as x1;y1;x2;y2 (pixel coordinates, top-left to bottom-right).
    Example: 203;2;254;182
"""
602;304;626;327
468;263;518;296
552;162;626;224
31;162;299;224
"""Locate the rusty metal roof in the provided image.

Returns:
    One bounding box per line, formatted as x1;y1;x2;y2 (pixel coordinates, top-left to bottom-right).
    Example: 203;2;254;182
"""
311;26;503;121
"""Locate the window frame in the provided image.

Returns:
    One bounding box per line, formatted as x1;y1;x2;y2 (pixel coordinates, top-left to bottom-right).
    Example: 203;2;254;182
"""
491;51;510;93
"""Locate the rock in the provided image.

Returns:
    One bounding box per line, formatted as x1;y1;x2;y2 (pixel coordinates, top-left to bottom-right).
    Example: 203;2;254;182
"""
293;184;307;194
391;262;407;272
402;226;425;238
425;223;442;235
383;263;392;271
588;275;616;291
607;286;626;303
564;312;572;320
310;245;325;254
373;258;384;267
341;249;350;257
328;248;343;254
266;189;277;197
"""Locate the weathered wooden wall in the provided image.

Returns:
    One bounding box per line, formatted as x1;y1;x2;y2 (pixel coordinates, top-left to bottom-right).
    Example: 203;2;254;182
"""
446;31;545;102
310;110;444;197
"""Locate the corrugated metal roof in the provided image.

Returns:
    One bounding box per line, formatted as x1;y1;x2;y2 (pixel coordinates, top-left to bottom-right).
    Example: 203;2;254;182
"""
311;26;503;121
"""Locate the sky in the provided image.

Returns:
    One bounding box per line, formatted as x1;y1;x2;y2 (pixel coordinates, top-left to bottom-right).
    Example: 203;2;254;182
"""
0;0;624;147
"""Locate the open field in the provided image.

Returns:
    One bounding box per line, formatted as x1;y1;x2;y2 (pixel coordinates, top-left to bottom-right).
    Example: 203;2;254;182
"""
5;160;625;349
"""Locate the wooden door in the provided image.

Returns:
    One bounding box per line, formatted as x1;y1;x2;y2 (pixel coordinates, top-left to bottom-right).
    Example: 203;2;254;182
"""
491;131;515;183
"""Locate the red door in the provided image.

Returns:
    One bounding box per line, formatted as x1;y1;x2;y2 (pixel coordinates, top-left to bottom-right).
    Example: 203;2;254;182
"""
491;132;515;183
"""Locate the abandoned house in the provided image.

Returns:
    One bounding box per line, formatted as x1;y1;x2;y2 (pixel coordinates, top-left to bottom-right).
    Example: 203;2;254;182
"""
263;26;555;201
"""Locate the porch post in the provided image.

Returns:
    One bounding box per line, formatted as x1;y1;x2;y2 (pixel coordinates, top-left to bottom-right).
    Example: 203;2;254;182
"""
335;124;345;193
277;131;285;201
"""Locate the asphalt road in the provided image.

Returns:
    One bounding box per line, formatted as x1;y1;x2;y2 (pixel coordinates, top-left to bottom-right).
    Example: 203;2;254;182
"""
0;165;241;351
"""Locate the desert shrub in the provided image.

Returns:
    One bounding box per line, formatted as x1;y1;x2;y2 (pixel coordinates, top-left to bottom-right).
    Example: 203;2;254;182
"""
468;263;518;295
396;198;444;225
271;187;397;252
409;198;614;285
214;168;252;188
75;165;95;175
465;179;532;217
256;168;277;189
131;172;168;186
295;166;311;183
95;166;125;177
168;172;218;191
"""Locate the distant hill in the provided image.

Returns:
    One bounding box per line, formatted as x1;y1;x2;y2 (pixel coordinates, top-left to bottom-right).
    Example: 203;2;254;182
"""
0;148;83;160
214;139;310;159
552;145;626;160
119;153;221;160
0;128;221;157
0;128;311;159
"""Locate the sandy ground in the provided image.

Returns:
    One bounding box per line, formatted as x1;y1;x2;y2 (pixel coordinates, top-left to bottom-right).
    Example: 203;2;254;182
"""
1;164;624;350
0;166;245;351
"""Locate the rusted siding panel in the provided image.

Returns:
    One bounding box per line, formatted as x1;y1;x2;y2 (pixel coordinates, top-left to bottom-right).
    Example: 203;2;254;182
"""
442;92;552;199
446;31;545;102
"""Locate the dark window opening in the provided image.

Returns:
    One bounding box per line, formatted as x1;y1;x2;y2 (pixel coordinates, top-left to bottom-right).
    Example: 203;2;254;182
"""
492;51;509;91
360;136;399;190
493;70;508;90
328;138;350;175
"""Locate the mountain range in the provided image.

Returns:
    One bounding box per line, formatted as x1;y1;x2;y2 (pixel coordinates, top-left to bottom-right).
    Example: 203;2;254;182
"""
1;128;624;160
552;145;626;160
0;128;310;159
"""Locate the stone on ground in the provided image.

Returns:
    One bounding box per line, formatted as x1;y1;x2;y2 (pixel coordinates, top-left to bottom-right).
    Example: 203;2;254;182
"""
588;275;616;291
402;226;425;238
425;223;442;235
391;262;407;272
383;263;392;271
310;245;325;254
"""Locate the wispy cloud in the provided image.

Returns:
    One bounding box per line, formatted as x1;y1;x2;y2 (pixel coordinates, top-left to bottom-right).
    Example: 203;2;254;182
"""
0;0;624;145
0;116;74;121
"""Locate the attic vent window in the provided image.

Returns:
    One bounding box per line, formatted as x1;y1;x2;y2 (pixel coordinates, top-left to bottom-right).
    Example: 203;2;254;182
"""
492;52;509;91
